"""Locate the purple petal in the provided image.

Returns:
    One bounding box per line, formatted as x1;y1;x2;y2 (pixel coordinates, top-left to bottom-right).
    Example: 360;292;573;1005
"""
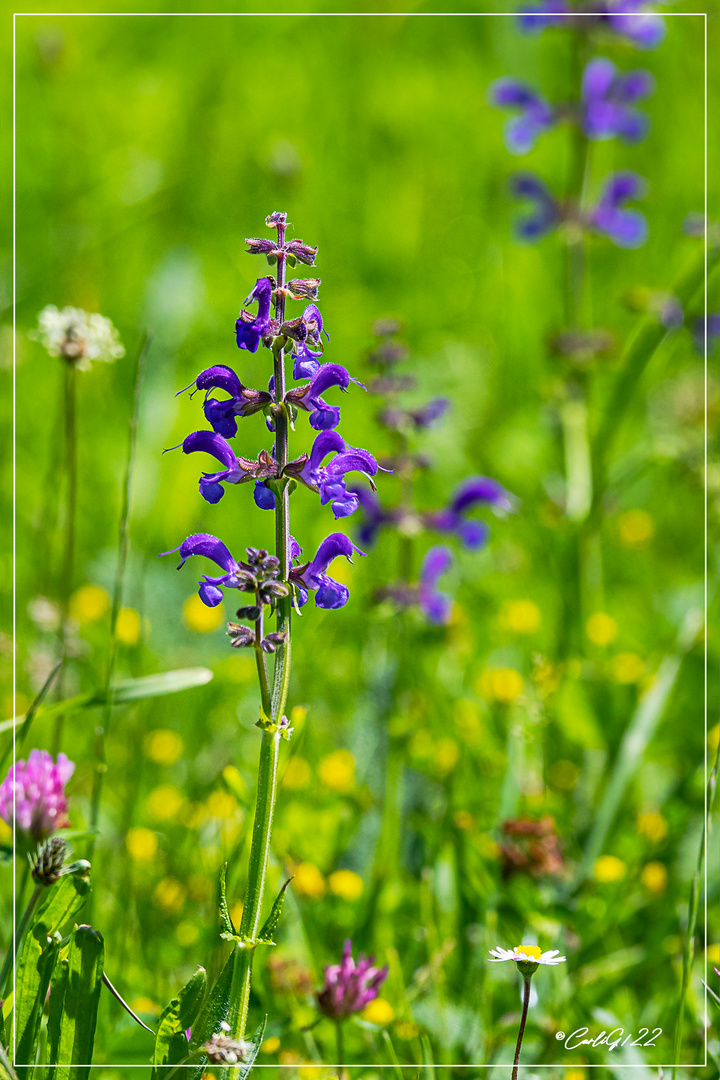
451;477;514;514
182;430;238;472
160;533;237;574
582;58;616;101
195;364;244;398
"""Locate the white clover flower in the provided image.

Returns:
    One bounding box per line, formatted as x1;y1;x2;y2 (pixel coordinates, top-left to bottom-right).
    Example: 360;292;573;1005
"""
30;305;125;371
488;945;566;966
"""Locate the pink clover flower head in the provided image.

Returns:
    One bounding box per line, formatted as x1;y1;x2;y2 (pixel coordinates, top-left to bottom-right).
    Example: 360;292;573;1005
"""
0;750;75;842
317;939;388;1020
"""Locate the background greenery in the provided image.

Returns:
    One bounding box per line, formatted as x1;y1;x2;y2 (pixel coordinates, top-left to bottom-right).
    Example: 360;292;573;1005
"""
2;3;719;1075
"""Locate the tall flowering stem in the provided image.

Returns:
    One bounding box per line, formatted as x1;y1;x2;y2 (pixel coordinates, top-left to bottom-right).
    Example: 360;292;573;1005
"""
164;211;378;1063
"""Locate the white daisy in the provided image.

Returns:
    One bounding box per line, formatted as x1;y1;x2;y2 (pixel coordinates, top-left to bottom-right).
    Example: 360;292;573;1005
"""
488;944;566;965
30;305;125;370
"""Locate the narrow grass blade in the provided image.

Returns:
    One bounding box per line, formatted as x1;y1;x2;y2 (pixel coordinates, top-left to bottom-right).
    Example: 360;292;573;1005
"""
580;610;702;880
0;661;62;771
0;668;214;733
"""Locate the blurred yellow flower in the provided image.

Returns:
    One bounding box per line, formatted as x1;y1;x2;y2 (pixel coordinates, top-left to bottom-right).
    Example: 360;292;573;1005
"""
641;862;667;893
363;998;394;1025
131;997;160;1016
292;862;326;898
709;723;719;752
0;819;11;842
396;1021;420;1040
70;583;110;623
222;765;248;803
328;869;364;901
126;827;158;861
206;791;237;820
499;599;541;634
586;612;617;646
563;1070;586;1080
116;607;142;645
707;944;720;964
611;652;645;684
318;749;355;793
182;593;224;633
453;810;474;830
593;855;626;883
261;1037;281;1055
283;757;311;790
637;812;668;842
176;921;199;946
146;784;184;822
478;667;524;703
153;877;186;914
144;729;184;765
549;760;580;791
618;509;654;547
290;705;308;728
435;738;460;775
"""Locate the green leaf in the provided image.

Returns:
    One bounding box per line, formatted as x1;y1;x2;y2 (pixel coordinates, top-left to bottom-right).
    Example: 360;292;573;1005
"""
151;966;207;1077
257;878;292;945
234;1016;267;1080
0;661;62;770
34;863;92;940
0;668;214;733
46;924;104;1079
218;864;236;939
13;925;61;1067
187;950;236;1077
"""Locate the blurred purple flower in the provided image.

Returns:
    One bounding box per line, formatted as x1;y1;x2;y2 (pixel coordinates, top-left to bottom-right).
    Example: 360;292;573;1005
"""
0;750;75;842
161;533;245;607
510;174;561;240
590;172;647;247
429;477;515;549
693;313;720;355
604;1;666;49
582;58;654;142
317;940;388;1020
518;0;569;32
297;431;381;519
290;533;365;609
418;546;454;625
180;364;272;440
349;486;390;546
236;277;273;353
490;78;557;154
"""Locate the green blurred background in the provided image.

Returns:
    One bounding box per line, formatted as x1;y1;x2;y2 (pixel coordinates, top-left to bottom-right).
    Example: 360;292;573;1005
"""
2;3;719;1074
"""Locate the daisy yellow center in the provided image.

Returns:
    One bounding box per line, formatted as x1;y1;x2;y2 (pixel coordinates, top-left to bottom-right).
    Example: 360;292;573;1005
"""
515;945;541;960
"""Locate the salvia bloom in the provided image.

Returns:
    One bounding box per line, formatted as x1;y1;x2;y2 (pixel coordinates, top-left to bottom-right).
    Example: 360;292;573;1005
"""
428;477;515;550
589;171;647;248
235;277;274;352
317;940;388;1020
30;305;125;370
490;79;556;154
0;750;75;842
418;546;454;625
510;174;561;240
294;431;381;519
582;58;654;142
518;2;666;50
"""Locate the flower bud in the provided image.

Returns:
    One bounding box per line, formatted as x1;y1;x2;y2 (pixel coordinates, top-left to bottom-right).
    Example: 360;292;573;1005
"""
265;211;288;229
288;278;321;300
227;623;255;648
31;836;67;886
285;239;318;265
245;238;276;255
236;605;262;622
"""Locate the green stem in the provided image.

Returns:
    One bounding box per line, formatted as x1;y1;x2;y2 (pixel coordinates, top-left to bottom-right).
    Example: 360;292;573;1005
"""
671;733;719;1074
0;884;40;997
52;362;77;754
336;1021;345;1069
511;977;532;1080
229;218;293;1060
88;333;149;857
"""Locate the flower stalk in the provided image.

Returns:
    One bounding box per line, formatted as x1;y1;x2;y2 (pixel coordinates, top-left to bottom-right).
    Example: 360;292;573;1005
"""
512;976;532;1080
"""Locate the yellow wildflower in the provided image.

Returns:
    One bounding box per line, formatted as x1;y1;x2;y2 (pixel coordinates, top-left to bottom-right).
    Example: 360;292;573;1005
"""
292;862;325;899
283;757;311;790
328;869;364;901
176;922;199;946
144;729;184;765
618;509;654;547
70;584;110;623
318;749;355;793
593;855;626;883
261;1037;281;1054
183;593;224;633
499;599;542;634
641;862;667;893
611;653;645;683
126;827;158;861
363;998;394;1025
586;612;618;646
478;667;524;703
116;607;142;645
637;812;668;842
145;784;184;821
153;877;186;914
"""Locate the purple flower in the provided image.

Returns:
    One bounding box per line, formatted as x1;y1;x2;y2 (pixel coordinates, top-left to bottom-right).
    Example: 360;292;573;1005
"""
236;278;273;353
429;476;515;549
298;431;381;519
350;486;391;546
604;1;666;49
510;174;561;240
418;547;454;625
161;533;246;607
180;430;249;505
181;365;272;440
589;172;647;248
582;58;654;142
287;363;363;432
692;313;720;355
0;751;75;843
291;304;329;379
317;940;388;1020
290;533;365;609
518;0;569;32
490;78;557;154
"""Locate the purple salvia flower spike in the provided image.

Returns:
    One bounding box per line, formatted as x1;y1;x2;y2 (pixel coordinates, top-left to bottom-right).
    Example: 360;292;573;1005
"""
236;277;274;353
582;58;654;143
418;546;454;625
182;430;246;504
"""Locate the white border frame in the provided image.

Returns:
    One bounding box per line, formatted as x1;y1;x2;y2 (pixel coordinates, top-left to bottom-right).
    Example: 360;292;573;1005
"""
12;8;708;1071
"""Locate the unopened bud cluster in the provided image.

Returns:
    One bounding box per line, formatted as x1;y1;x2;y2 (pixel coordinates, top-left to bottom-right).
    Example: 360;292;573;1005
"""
31;836;67;886
227;547;289;653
